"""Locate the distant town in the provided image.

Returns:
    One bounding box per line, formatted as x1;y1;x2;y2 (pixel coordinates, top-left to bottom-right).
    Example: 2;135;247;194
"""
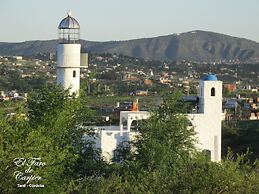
0;52;259;122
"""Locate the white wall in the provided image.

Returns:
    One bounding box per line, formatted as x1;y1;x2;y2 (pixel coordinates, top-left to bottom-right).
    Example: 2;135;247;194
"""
56;68;80;95
188;113;222;162
189;80;223;162
57;44;81;68
80;53;89;68
87;127;136;162
57;44;81;95
120;111;150;133
199;80;222;115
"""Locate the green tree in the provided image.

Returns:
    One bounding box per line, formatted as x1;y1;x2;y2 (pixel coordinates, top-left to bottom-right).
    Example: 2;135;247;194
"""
77;92;259;194
0;84;106;194
131;92;196;172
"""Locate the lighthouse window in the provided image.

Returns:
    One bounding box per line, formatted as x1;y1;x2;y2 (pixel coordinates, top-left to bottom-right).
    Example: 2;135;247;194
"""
73;70;76;78
211;87;215;96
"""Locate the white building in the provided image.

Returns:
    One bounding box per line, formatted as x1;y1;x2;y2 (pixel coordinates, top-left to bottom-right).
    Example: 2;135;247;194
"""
88;111;149;162
89;74;223;162
119;111;150;135
188;74;224;162
13;56;23;60
87;126;137;162
57;12;83;97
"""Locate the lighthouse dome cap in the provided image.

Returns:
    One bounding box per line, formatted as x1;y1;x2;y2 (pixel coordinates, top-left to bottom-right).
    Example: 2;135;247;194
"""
202;74;218;81
58;11;80;29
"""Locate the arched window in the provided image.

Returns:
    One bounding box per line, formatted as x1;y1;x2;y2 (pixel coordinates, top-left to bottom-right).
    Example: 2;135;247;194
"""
73;70;76;78
211;87;215;96
202;149;211;160
130;120;139;131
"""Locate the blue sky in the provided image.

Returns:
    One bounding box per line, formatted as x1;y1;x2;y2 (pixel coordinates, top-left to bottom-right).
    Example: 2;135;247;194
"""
1;0;259;42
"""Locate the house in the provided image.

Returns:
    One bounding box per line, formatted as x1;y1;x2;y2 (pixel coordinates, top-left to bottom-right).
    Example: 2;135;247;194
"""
87;74;224;162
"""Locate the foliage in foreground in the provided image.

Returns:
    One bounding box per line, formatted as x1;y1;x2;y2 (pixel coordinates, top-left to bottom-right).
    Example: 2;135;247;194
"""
0;86;258;194
74;93;259;194
0;85;107;194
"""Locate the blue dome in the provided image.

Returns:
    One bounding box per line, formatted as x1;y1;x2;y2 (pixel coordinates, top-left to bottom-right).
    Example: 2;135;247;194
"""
202;74;218;81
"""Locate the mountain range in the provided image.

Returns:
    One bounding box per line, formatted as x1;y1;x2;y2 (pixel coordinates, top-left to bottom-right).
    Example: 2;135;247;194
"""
1;30;259;62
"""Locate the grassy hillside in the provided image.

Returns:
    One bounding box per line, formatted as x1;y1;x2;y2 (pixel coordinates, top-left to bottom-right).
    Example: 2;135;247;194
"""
1;30;259;62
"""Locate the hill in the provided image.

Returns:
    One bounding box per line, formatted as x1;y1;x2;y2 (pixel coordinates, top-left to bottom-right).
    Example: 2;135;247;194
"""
1;30;259;62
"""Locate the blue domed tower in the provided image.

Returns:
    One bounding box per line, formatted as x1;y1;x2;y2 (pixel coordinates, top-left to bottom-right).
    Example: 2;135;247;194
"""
57;11;81;97
199;74;222;115
192;73;223;162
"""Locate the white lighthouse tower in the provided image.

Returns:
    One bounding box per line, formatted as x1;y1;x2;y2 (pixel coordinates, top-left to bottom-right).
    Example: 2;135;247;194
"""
57;11;81;97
